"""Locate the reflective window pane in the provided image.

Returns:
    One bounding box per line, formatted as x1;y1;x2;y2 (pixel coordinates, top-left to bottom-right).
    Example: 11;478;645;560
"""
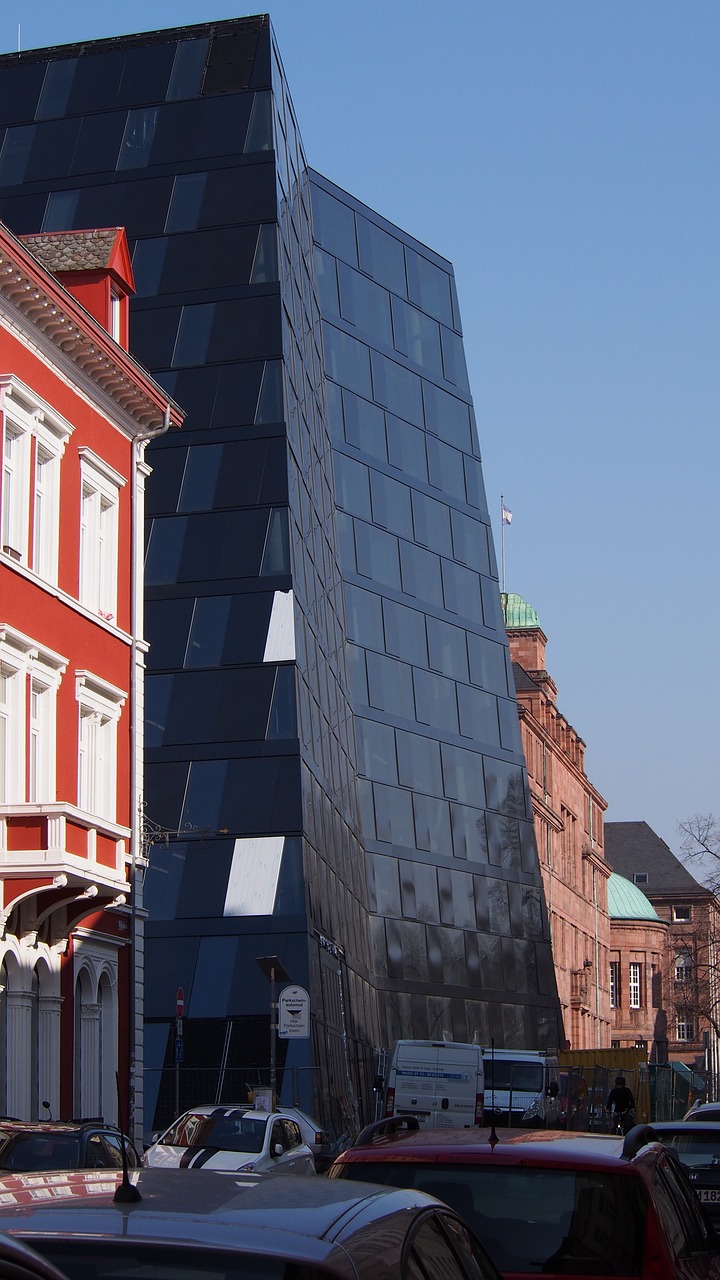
357;214;407;297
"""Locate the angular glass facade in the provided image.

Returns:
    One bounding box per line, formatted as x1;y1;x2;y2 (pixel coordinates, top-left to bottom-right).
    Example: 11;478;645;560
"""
0;15;562;1135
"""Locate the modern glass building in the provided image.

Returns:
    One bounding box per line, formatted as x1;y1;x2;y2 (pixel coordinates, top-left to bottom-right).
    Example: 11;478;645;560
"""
0;15;562;1135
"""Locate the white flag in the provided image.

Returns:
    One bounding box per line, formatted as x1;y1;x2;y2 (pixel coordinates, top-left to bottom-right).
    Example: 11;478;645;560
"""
501;503;512;525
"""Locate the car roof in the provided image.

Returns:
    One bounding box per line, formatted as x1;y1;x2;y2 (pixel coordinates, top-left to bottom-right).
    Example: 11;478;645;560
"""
651;1121;720;1133
0;1166;438;1234
334;1126;634;1170
0;1120;119;1134
170;1106;297;1121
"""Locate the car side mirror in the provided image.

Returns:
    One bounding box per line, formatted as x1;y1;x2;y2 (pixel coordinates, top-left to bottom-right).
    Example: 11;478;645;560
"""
272;1143;284;1157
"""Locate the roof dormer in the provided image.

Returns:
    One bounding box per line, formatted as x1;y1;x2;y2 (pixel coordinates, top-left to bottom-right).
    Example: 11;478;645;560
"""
18;227;135;350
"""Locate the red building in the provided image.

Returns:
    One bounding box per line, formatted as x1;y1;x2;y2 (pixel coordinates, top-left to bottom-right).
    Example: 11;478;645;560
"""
502;593;611;1051
0;225;182;1136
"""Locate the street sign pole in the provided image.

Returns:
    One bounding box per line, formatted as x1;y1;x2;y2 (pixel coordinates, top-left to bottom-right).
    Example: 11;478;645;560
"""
255;957;291;1112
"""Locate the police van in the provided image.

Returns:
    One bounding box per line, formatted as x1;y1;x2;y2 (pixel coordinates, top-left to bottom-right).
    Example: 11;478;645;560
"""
384;1040;485;1128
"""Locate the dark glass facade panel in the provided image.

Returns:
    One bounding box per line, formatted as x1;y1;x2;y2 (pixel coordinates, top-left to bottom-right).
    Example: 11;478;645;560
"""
406;246;454;326
386;413;428;484
391;296;442;375
423;381;473;451
357;214;407;298
118;107;159;169
312;183;357;265
342;390;387;460
344;584;383;649
427;616;469;682
382;598;428;667
396;730;442;795
355;523;401;591
413;669;459;736
145;508;289;585
338;262;393;348
370;350;423;427
184;596;232;668
366;652;414;720
324;325;372;398
370;471;413;540
145;598;195;670
152;96;254;166
178;757;302;835
0;61;46;124
458;685;500;746
399;541;443;607
356;717;397;783
167;39;210;101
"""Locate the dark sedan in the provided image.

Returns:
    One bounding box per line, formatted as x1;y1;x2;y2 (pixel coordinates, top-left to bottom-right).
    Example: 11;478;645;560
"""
650;1121;720;1220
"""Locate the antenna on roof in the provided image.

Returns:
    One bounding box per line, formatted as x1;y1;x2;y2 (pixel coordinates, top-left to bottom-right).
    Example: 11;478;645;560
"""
113;1072;141;1203
17;25;21;52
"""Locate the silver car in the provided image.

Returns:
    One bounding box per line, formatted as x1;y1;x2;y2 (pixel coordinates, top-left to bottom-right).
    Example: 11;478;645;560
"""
143;1106;316;1174
0;1166;501;1280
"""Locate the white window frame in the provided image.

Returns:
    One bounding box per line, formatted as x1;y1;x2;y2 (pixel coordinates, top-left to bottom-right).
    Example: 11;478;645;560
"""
675;951;693;983
676;1017;695;1043
78;449;125;622
0;624;66;804
609;960;618;1009
673;905;692;923
629;961;641;1009
76;671;126;821
0;377;71;585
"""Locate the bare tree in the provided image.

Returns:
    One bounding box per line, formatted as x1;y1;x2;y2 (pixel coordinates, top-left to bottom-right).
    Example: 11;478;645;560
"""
679;815;720;892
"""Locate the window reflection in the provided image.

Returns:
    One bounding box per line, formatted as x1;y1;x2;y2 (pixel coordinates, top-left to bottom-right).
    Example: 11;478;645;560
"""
117;106;158;169
166;172;207;231
167;39;209;101
184;596;231;669
35;59;77;120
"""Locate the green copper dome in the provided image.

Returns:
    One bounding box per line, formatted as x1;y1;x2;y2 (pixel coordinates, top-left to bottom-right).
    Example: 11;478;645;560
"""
502;592;540;629
607;873;662;922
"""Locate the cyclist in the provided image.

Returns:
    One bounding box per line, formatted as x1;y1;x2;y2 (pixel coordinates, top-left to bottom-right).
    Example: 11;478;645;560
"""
606;1075;636;1133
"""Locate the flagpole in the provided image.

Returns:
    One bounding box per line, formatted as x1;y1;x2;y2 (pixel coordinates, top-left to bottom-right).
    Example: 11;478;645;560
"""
500;493;506;594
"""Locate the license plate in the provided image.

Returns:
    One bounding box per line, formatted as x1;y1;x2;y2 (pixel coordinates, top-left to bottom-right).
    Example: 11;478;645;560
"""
699;1190;720;1203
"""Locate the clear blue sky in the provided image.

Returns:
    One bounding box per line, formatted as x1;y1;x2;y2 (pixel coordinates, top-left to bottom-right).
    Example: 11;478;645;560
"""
4;2;718;860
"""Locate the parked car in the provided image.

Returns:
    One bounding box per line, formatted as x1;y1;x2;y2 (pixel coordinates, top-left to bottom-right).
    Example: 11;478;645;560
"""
686;1102;720;1122
204;1100;333;1171
143;1106;316;1174
0;1227;72;1280
328;1116;720;1279
0;1120;140;1172
0;1166;501;1280
648;1120;720;1221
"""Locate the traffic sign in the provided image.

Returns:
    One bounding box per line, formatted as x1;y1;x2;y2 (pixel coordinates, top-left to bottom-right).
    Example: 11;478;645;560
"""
278;985;310;1038
176;987;184;1019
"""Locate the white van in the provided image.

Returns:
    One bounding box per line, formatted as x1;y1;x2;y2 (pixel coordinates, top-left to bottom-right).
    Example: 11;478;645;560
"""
384;1040;485;1129
482;1049;559;1125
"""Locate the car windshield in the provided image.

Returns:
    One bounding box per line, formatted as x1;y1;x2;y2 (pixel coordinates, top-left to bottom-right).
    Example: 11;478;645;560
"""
662;1132;720;1169
337;1161;646;1275
161;1113;267;1153
0;1132;80;1171
28;1241;335;1280
483;1061;544;1092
